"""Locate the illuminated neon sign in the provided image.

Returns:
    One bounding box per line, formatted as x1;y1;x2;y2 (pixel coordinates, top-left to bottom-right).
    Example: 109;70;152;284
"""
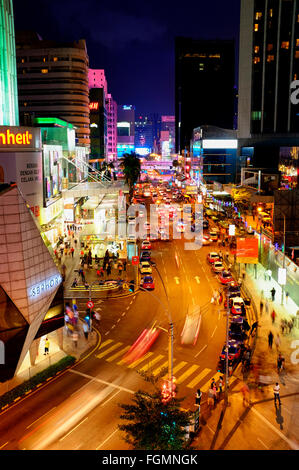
0;129;33;145
29;274;62;298
89;102;99;110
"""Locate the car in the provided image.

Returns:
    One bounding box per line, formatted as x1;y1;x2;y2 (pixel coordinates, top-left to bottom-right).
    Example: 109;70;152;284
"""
229;316;248;342
140;250;151;262
212;261;225;273
207;252;220;263
230;296;246;315
202;235;212;245
181;307;202;346
123;327;160;364
141;240;152;250
219;340;242;362
140;275;155;290
209;231;218;241
139;261;152;275
128;215;136;224
219;270;234;285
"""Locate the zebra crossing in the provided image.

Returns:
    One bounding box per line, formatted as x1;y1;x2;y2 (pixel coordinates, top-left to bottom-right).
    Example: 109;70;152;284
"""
95;340;239;391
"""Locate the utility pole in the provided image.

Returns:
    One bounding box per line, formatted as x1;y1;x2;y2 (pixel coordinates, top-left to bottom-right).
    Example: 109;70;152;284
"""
224;287;230;406
281;214;286;306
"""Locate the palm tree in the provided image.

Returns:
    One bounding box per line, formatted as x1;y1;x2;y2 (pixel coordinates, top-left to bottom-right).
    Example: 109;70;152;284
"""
119;152;141;201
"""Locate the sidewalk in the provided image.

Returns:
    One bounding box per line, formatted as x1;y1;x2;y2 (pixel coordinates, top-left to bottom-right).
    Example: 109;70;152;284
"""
0;319;97;397
190;250;299;450
54;233;137;298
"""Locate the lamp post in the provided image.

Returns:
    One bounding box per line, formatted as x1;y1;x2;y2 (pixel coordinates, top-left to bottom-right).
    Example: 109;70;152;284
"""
224;286;230;406
281;214;286;306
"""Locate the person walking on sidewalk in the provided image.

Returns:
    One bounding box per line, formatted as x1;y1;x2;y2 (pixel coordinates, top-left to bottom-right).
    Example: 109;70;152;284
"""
250;321;259;336
72;331;79;348
240;383;250;406
275;333;281;351
260;300;264;315
44;337;50;355
277;353;285;373
268;331;274;349
271;309;276;324
218;377;224;395
271;287;276;302
83;321;89;340
195;389;202;407
273;382;281;406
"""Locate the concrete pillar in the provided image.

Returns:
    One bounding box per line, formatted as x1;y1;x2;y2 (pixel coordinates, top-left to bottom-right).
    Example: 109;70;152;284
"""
56;327;64;350
29;338;41;366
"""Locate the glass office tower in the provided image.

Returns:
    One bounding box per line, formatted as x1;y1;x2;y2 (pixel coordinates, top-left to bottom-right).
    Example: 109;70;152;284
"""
0;0;19;125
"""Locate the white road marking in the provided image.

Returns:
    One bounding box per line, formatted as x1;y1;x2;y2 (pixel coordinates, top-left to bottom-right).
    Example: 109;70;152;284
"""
251;407;299;450
59;417;88;442
257;438;269;449
96;429;119;450
68;370;135;394
26;407;57;429
195;276;200;283
211;326;217;338
0;441;9;450
195;344;208;358
100;390;121;407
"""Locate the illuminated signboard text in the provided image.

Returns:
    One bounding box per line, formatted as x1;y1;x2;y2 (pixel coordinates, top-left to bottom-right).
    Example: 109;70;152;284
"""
29;275;62;298
89;102;99;110
0;129;33;146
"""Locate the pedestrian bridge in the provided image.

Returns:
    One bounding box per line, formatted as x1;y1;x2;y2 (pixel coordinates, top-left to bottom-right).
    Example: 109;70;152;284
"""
61;181;129;199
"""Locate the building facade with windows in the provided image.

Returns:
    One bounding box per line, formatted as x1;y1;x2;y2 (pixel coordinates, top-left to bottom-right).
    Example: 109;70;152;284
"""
106;94;117;162
175;37;235;154
117;105;135;157
0;0;19;126
15;31;90;148
238;0;299;186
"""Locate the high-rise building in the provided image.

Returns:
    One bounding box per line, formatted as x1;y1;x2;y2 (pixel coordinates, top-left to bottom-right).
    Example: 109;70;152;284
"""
89;87;107;165
175;37;235;154
15;31;90;147
0;0;19;125
161;116;175;156
88;68;108;95
238;0;299;187
117;105;135;157
106;94;117;161
135;114;154;156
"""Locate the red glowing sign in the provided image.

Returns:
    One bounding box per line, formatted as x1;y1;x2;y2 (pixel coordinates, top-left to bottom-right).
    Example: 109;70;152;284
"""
89;102;99;110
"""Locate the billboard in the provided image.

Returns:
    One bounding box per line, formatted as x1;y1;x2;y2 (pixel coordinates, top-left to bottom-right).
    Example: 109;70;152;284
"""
236;238;258;264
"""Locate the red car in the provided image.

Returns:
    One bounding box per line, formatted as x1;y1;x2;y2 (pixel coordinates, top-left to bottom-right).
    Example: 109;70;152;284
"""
219;270;234;285
207;252;220;263
123;327;160;364
140;275;155;290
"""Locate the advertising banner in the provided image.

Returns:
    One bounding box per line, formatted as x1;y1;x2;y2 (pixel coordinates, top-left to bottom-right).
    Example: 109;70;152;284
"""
236;237;258;264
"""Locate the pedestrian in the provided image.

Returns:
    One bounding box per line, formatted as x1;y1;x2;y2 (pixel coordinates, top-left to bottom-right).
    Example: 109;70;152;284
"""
218;290;223;304
273;382;281;406
250;321;259;336
271;309;276;324
207;388;214;408
280;319;285;335
118;262;123;276
195;389;202;407
260;299;264;315
72;331;79;348
285;292;289;304
288;319;294;334
275;333;281;351
271;287;276;302
277;353;285;373
268;331;274;349
83;321;89;340
265;299;269;315
71;247;74;257
218;377;224;394
240;383;250;406
44;337;50;355
107;263;112;277
123;260;127;272
84;281;89;290
210;377;216;390
212;385;218;406
71;278;78;288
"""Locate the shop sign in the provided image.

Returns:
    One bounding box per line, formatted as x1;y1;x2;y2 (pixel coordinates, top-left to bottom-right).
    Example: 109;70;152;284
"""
29;274;62;298
41;198;63;225
0;126;41;150
132;256;139;265
229;224;235;236
89;102;99;110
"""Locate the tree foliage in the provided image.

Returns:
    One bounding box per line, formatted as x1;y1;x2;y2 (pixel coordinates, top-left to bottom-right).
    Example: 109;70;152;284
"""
118;386;192;450
119;152;141;201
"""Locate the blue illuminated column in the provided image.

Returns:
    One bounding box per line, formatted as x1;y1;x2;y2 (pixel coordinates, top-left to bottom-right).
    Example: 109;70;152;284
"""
0;0;19;125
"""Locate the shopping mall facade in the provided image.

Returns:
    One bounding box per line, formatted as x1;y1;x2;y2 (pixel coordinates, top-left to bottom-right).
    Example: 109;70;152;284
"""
0;119;129;386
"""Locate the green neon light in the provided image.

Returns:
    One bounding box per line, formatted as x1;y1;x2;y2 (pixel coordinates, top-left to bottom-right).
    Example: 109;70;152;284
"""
0;0;19;125
34;117;74;129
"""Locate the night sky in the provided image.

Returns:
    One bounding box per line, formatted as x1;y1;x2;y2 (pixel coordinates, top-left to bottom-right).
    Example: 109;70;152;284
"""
13;0;240;115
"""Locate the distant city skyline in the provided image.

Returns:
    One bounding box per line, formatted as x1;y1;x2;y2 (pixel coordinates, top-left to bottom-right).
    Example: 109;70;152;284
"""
12;0;240;115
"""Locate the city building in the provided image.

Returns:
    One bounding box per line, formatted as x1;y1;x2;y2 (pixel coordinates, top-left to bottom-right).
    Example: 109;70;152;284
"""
0;0;19;126
135;114;155;156
0;184;63;383
175;37;235;154
106;94;117;162
89;87;107;167
191;125;238;185
238;0;299;185
15;31;90;148
117;105;135;157
88;68;108;95
160;116;175;157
